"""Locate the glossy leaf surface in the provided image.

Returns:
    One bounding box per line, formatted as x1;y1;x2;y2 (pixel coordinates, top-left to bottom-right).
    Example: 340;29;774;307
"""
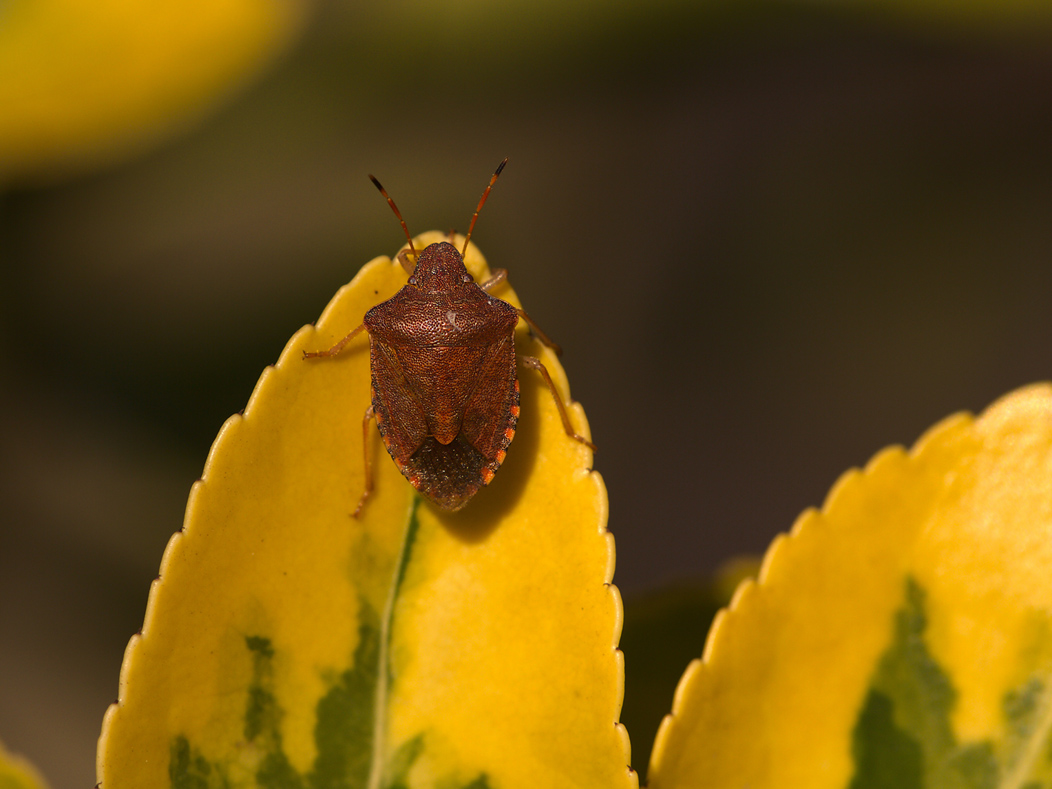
96;232;633;789
649;384;1052;789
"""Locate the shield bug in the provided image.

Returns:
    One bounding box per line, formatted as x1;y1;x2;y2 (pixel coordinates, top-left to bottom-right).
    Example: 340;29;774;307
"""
304;159;595;516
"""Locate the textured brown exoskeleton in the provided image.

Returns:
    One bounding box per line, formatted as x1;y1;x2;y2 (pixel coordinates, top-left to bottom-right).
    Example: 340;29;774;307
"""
304;160;595;516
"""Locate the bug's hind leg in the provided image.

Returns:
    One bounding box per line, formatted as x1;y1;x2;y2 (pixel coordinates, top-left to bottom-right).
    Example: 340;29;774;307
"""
353;405;377;518
522;357;596;452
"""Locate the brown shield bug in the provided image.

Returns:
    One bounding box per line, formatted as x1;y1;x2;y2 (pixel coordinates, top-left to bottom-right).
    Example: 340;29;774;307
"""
304;159;595;516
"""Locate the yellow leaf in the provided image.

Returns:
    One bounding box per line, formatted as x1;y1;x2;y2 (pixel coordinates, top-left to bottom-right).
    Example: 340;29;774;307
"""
618;557;760;781
97;232;635;789
0;739;48;789
649;383;1052;788
0;0;308;184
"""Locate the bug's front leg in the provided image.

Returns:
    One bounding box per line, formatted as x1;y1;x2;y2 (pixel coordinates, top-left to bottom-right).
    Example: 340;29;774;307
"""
480;270;564;356
353;405;377;518
514;309;562;356
522;356;596;452
302;323;367;359
479;268;507;291
396;247;420;276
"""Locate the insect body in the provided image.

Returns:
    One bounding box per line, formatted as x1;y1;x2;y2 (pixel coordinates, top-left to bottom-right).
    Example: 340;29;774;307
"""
305;160;594;516
367;240;520;510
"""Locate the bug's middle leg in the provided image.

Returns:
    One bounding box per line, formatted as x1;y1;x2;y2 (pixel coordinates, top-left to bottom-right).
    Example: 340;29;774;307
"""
303;323;366;359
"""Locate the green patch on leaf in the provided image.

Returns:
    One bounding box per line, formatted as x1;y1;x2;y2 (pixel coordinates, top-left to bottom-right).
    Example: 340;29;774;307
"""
242;634;302;788
849;690;923;789
999;675;1052;786
169;603;388;788
170;735;228;789
848;577;1052;789
310;600;381;788
163;506;457;789
243;636;279;743
382;734;424;789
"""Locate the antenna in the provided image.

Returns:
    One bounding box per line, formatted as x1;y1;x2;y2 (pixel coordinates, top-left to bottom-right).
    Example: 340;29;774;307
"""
462;158;508;256
369;174;416;257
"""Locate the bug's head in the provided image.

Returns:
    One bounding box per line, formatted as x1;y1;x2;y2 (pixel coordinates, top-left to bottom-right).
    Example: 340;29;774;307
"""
407;242;473;292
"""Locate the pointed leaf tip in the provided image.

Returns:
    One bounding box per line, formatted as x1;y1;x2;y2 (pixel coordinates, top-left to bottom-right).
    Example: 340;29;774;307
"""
98;232;633;789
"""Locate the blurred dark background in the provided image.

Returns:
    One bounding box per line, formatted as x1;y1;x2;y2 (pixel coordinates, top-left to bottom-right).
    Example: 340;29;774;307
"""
3;0;1052;784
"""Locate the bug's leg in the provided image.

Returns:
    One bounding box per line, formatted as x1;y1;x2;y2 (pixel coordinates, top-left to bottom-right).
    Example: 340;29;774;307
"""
522;356;596;452
396;247;419;276
479;268;507;291
352;405;377;518
480;270;563;356
303;324;367;359
515;309;562;356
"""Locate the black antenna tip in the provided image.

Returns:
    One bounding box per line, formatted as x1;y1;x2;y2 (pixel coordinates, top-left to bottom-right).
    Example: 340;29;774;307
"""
495;158;508;176
368;174;384;192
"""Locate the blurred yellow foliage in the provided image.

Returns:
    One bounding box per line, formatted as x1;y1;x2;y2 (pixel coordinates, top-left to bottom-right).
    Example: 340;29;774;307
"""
0;0;307;184
0;739;47;789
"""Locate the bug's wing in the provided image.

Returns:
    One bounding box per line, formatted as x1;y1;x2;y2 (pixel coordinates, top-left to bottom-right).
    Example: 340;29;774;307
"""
392;345;488;446
370;337;429;463
402;436;490;510
396;336;517;511
460;333;519;464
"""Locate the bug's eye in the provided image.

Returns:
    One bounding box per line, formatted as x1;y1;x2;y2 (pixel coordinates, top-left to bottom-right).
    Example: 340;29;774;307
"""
408;276;417;286
462;274;472;283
